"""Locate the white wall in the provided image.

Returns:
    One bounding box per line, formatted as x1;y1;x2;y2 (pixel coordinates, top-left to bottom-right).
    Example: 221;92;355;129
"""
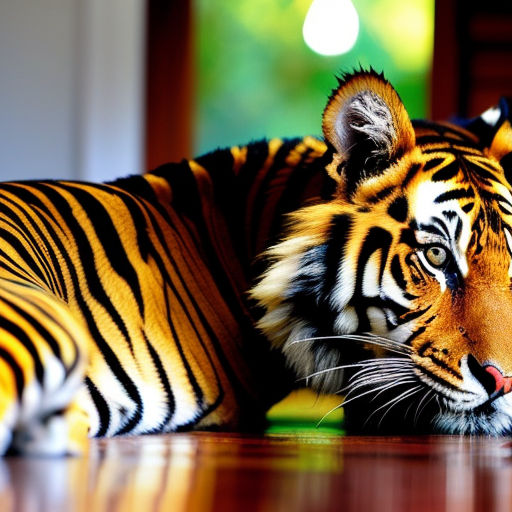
0;0;145;182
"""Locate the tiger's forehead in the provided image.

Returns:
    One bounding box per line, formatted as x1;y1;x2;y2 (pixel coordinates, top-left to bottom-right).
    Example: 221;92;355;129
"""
404;120;512;219
407;146;512;261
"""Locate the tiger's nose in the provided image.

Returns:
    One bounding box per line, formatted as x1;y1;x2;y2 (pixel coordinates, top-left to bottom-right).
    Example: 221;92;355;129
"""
484;365;512;395
467;355;512;396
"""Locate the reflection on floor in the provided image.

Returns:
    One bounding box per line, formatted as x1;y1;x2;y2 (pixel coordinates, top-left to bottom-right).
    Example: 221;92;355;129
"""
1;431;512;512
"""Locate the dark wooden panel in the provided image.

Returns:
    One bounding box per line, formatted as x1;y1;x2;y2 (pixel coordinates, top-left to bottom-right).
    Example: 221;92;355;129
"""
432;0;512;120
145;0;194;171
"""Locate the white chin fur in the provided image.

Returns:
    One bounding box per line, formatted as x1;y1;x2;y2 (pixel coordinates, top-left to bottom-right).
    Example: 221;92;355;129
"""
433;409;512;435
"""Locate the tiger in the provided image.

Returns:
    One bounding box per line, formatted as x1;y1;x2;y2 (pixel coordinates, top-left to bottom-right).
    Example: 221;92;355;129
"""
2;69;512;455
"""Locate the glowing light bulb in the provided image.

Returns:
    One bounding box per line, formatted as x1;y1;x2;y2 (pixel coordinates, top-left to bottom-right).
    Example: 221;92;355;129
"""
303;0;359;56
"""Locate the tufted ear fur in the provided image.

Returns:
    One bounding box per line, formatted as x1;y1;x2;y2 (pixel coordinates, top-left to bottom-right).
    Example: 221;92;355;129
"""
486;98;512;182
322;70;415;193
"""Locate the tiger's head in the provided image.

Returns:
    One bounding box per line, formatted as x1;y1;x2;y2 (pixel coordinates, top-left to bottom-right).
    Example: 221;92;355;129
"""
251;70;512;434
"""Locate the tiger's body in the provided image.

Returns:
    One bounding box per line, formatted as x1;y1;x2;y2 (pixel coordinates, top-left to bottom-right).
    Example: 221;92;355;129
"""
2;70;512;454
0;136;331;453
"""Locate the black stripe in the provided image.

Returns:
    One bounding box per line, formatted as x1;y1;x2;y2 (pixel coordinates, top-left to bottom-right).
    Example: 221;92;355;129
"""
352;227;393;331
480;189;512;207
417;340;432;356
0;247;37;282
466;159;498;183
5;296;62;360
422;158;445;171
0;185;69;299
368;186;395;203
390;255;407;290
498;203;512;216
0;315;44;385
63;185;144;317
501;153;512;184
107;175;161;202
0;217;57;295
288;214;351;336
405;325;426;344
2;282;81;376
0;347;24;399
431;160;460;182
0;190;64;296
417;366;463;392
404;254;426;286
85;376;111;437
421;146;479;155
144;334;175;432
435;188;475;203
400;306;431;323
432;216;451;239
150;160;204;218
0;228;47;285
454;217;463;242
430;355;462;380
248;140;301;259
387;196;408;222
442;210;457;221
323;214;352;296
402;163;421;188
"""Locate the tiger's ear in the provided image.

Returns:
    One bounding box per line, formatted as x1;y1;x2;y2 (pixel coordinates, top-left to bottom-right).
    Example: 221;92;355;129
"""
322;71;415;191
486;98;512;180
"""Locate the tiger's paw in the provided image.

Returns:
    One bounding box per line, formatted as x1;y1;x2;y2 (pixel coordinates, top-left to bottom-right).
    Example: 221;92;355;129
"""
9;402;89;457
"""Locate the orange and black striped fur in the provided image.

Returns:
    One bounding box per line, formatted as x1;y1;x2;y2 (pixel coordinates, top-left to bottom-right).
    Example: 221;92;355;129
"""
3;70;512;454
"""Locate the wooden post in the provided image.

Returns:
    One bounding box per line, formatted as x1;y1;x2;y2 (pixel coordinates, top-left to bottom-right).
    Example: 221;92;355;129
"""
145;0;194;171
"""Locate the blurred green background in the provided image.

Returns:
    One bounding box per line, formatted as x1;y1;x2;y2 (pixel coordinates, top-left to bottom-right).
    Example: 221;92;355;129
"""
195;0;434;155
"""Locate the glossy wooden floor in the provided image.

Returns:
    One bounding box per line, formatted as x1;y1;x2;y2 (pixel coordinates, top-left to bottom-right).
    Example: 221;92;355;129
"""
1;432;511;512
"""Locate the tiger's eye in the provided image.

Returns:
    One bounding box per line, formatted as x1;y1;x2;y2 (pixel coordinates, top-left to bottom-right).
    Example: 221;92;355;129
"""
425;246;448;267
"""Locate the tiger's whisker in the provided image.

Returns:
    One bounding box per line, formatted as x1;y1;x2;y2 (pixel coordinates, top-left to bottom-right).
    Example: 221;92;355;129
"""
335;368;415;395
297;361;392;381
315;402;344;428
348;365;414;383
362;385;422;428
366;379;418;402
413;389;435;426
299;357;414;385
375;386;423;428
290;333;413;355
340;378;417;408
347;375;416;396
